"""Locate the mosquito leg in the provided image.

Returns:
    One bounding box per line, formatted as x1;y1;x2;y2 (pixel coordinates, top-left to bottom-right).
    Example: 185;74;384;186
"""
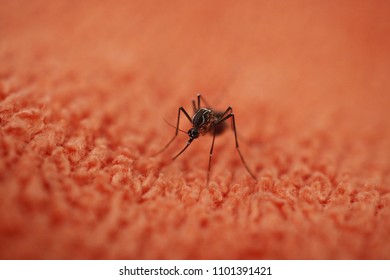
152;106;192;156
198;93;211;109
207;130;217;185
192;99;197;114
218;106;233;119
216;110;257;180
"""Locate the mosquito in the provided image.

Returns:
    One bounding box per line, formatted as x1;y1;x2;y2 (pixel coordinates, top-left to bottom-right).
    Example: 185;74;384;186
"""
154;94;257;183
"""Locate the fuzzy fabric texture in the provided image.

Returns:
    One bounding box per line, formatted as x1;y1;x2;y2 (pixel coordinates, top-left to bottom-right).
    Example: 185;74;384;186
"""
1;0;390;259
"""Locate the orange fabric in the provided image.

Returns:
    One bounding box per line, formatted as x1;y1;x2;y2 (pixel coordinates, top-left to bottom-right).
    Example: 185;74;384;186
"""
1;0;390;259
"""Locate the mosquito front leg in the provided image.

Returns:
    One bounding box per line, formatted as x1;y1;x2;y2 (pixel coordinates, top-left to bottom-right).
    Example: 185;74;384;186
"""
152;106;192;156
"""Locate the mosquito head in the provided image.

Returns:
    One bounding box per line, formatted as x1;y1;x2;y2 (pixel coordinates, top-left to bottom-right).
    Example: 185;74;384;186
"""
173;131;197;160
188;127;200;140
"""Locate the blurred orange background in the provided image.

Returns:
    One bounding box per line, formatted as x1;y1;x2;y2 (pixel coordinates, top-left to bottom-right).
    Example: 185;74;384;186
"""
1;0;390;259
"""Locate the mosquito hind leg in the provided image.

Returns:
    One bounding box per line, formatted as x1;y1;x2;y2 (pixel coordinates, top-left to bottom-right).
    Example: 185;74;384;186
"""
216;109;257;180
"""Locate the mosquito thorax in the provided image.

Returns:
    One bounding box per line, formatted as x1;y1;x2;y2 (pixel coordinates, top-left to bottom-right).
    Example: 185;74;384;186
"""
192;108;212;127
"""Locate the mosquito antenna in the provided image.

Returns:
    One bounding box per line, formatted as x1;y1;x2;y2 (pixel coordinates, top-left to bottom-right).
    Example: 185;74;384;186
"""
173;139;193;160
163;118;187;134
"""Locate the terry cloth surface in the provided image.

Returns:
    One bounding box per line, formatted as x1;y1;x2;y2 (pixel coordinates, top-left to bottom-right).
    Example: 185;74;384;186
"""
1;0;390;259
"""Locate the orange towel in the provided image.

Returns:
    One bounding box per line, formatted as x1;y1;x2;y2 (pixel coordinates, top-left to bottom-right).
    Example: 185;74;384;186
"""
1;0;390;259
